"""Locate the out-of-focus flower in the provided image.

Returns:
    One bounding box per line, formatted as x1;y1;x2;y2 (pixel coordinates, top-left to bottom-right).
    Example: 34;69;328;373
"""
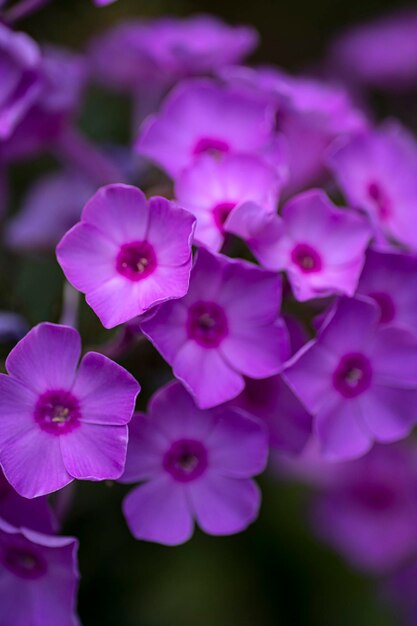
312;444;417;572
226;189;371;300
0;24;41;141
230;376;312;455
0;323;140;498
90;15;257;93
0;312;28;342
175;153;281;252
57;184;196;329
7;169;96;251
284;297;417;461
121;381;268;545
221;65;366;194
0;517;79;626
135;79;282;179
0;469;55;533
329;9;417;91
357;248;417;333
141;248;289;409
328;122;417;251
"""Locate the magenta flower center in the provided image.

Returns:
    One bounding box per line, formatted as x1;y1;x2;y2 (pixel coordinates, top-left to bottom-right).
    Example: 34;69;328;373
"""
349;481;398;511
368;291;396;324
116;241;157;282
291;243;322;273
333;353;372;398
193;137;230;158
367;181;391;220
163;439;208;482
3;546;47;580
212;201;236;232
34;389;81;435
187;301;228;348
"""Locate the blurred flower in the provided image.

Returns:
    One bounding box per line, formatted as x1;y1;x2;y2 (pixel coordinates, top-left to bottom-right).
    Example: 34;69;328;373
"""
284;297;417;461
0;323;140;498
57;184;196;329
121;381;268;545
0;469;55;533
141;248;289;409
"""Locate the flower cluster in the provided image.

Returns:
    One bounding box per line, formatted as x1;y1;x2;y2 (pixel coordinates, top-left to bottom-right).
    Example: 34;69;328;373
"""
1;2;417;624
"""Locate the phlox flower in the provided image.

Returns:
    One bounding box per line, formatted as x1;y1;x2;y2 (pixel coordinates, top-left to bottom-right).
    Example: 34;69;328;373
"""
121;381;268;545
141;248;289;409
284;297;417;460
0;469;55;534
56;184;196;329
0;322;140;498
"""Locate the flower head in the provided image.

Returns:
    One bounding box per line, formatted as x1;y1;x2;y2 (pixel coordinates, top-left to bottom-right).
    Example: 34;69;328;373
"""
121;381;268;545
57;184;196;328
141;248;289;408
0;322;140;498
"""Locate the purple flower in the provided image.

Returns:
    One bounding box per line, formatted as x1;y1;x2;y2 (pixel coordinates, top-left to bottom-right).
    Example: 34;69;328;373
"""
141;248;289;408
7;169;96;251
175;153;281;251
329;9;417;91
284;297;417;460
0;322;140;498
0;517;79;626
230;376;312;455
0;469;55;534
135;78;280;179
328;122;417;251
312;444;417;572
90;16;257;93
0;24;41;141
121;381;268;545
56;184;196;329
357;248;417;333
226;189;371;300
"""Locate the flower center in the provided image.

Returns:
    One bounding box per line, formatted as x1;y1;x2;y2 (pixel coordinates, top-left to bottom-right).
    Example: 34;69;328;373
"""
212;201;236;232
333;353;372;398
368;291;396;324
116;241;157;282
291;243;322;273
3;545;47;580
187;301;228;348
193;137;230;158
350;481;398;511
367;181;391;221
163;439;208;482
34;389;81;435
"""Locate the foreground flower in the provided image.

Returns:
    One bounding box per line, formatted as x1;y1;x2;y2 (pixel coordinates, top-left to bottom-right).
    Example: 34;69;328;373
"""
312;444;417;572
136;78;280;178
0;518;79;626
141;248;289;408
121;381;268;545
0;323;140;498
175;153;281;251
57;184;196;329
284;297;417;460
328;122;417;250
226;189;371;300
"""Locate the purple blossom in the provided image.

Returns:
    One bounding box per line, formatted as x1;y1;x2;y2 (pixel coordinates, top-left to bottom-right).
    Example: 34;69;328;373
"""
0;469;55;534
0;24;41;141
328;122;417;251
175;153;281;251
0;517;79;626
312;444;417;572
226;189;371;300
0;322;140;498
329;9;417;91
135;78;281;179
357;248;417;333
141;248;289;408
121;381;268;545
284;297;417;461
7;169;96;250
57;184;196;329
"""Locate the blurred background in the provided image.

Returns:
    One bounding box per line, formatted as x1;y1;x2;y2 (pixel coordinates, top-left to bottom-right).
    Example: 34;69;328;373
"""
11;1;417;624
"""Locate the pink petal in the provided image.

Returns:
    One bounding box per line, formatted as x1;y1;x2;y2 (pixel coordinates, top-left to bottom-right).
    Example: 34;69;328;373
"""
121;413;167;483
359;385;417;441
146;197;195;266
317;398;372;461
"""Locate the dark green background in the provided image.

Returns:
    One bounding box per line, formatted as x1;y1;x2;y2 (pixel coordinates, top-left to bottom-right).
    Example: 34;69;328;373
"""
13;0;416;624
